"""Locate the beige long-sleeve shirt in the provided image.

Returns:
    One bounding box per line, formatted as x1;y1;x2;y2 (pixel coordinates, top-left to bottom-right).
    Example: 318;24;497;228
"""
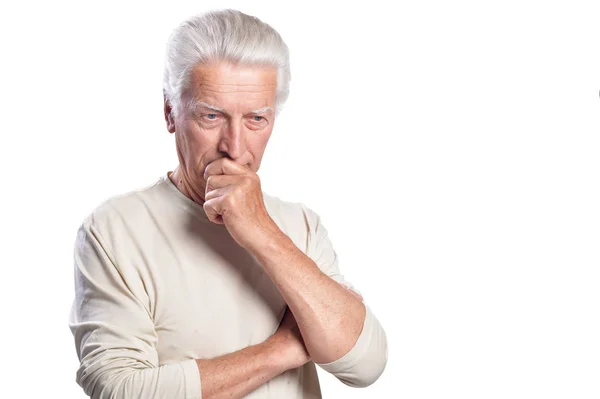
69;171;387;398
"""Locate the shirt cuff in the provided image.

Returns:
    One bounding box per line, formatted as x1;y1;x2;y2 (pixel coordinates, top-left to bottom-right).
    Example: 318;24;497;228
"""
181;358;202;398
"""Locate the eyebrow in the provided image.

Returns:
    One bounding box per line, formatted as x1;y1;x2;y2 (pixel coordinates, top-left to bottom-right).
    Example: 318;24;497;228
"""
188;99;273;115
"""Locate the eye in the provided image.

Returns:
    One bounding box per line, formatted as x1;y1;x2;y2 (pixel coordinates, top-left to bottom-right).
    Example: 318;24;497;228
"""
204;113;219;120
252;116;265;122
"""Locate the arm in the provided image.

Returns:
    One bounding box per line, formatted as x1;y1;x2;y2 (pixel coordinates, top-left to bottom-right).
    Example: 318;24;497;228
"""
196;308;309;398
69;220;308;399
199;158;387;387
247;204;388;387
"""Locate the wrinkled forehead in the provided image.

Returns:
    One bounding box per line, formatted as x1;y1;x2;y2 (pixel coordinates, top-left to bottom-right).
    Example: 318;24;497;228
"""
180;62;278;115
188;62;276;96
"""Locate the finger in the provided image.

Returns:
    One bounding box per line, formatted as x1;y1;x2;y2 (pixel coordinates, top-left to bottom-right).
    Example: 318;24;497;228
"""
203;196;225;224
205;174;241;193
204;157;248;179
204;185;230;202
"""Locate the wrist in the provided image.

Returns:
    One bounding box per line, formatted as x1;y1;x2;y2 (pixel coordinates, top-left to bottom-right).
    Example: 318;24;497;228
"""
264;334;301;372
247;225;291;258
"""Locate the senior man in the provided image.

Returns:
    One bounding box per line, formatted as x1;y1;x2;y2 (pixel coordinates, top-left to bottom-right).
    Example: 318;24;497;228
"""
69;9;387;399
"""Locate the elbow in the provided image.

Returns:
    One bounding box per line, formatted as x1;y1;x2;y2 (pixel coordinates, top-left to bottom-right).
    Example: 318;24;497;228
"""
317;305;388;388
348;355;388;388
340;332;388;388
77;358;149;399
78;369;131;399
76;356;200;399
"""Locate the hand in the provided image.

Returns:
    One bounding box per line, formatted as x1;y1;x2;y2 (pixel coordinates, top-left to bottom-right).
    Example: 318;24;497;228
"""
268;307;310;370
203;158;280;250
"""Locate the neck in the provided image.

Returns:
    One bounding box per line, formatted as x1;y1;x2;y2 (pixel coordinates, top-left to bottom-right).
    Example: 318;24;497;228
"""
169;166;206;206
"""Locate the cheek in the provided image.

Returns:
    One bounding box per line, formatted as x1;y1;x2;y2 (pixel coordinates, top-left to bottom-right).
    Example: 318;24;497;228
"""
177;121;217;154
249;132;273;163
257;129;273;149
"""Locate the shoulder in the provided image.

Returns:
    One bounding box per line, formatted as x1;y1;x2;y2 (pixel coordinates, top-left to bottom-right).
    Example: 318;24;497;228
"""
79;177;163;243
262;191;319;226
262;191;322;253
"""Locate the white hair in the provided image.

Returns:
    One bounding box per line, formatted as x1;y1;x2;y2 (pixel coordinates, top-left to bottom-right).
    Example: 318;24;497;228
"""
163;9;291;119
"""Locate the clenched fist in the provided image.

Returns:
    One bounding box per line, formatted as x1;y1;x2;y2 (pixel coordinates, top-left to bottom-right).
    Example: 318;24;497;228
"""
267;307;311;369
203;157;281;250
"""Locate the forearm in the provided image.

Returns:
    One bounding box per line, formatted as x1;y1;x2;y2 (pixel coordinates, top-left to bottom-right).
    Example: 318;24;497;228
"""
77;334;296;399
195;339;294;399
249;231;366;364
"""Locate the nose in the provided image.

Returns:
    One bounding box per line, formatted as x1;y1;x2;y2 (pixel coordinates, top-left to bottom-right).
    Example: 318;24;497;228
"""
218;119;247;161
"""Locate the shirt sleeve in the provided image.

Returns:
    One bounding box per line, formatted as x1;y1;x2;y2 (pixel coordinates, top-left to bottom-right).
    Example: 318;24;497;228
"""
68;219;202;399
301;204;388;388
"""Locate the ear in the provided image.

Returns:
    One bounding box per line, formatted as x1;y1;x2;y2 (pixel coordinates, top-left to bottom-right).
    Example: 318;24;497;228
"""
163;93;176;133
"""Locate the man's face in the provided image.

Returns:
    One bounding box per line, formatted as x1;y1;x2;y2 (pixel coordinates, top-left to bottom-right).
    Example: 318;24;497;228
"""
165;60;278;193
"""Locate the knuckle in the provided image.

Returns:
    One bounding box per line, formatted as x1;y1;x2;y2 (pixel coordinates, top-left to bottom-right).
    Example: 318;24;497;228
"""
223;193;235;207
243;174;258;187
205;175;215;191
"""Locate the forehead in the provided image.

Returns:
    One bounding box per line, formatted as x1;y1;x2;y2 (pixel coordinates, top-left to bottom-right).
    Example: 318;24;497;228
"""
187;61;277;104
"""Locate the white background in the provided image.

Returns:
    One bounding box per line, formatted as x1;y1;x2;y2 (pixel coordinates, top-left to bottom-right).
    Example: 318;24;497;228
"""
1;0;599;398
